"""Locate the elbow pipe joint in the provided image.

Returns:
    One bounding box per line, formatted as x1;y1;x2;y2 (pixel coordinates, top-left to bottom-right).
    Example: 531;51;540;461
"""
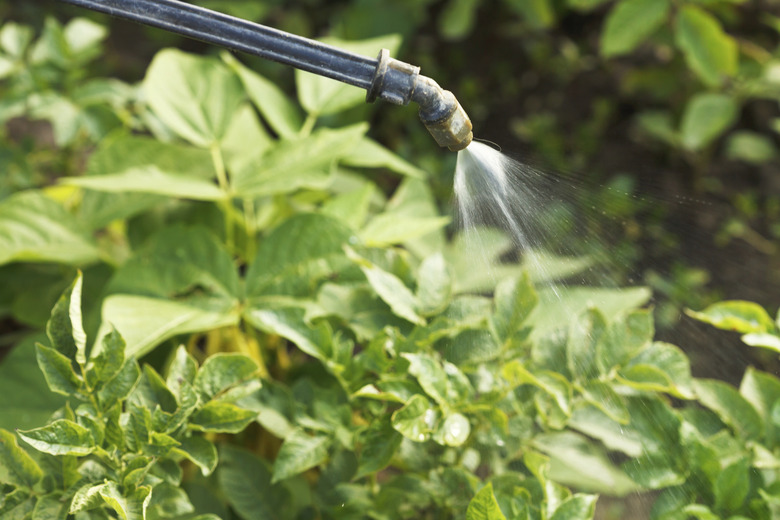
367;49;473;152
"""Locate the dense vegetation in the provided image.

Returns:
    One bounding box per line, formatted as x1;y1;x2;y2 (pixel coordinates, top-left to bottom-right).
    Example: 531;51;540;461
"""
0;1;778;519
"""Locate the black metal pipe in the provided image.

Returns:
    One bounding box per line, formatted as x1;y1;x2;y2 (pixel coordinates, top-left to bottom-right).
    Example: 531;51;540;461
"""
58;0;377;89
56;0;473;150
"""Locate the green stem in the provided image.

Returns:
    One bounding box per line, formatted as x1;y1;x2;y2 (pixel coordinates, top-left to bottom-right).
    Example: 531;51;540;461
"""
243;197;257;262
299;113;317;137
210;144;234;253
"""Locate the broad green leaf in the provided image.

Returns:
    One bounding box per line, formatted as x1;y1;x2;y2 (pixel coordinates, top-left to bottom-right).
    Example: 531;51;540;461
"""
403;353;450;407
246;213;354;298
356;417;403;477
32;493;69;520
321;183;376;230
744;331;780;351
726;131;777;164
714;456;750;513
675;6;738;86
439;0;480;40
392;394;439;442
0;428;43;489
504;0;555;28
568;406;643;457
99;295;239;358
384;177;447;258
694;379;763;440
533;432;638;496
166;346;198;398
741;367;780;445
189;401;257;433
442;329;502;366
491;273;538;343
581;381;629;424
342;137;426;178
69;482;109;514
244;306;331;361
598;309;654;373
65;166;225;200
173;435;218;476
503;361;572;414
18;419;95;456
35;344;81;396
0;191;99;266
619;342;694;398
147;482;194;519
529;286;651;342
568;0;611;11
549;494;597;520
0;336;67;431
88;327;125;386
680;93;739;151
232;124;367;197
272;428;330;482
46;273;85;364
97;358;140;408
218;445;291;520
0;489;35;519
434;412;471;447
687;300;775;334
416;254;452;316
348;248;425;325
0;22;33;57
130;365;178;413
194;353;258;401
623;452;685;489
635;110;679;146
601;0;669;57
99;481;151;520
221;103;273;172
566;308;606;380
359;214;451;247
466;482;506;520
143;49;243;147
223;53;303;138
296;34;401;115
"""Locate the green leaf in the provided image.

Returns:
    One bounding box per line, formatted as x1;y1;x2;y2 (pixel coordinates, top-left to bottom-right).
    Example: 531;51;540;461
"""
714;456;750;513
434;412;471;447
143;49;243;147
566;308;606;380
244;306;331;361
97;357;140;408
601;0;669;57
529;286;651;342
360;214;451;248
675;6;738;86
415;253;452;316
147;482;194;518
598;309;654;373
296;34;401;115
35;344;81;396
680;93;739;151
403;353;450;407
70;482;110;514
18;419;95;456
442;329;502;366
232;124;367;197
491;273;538;343
99;295;239;359
0;336;68;431
65;166;225;200
194;353;258;401
439;0;480;40
45;273;86;365
342;137;426;178
173;435;218;476
0;489;35;519
99;481;151;520
190;401;257;433
581;381;629;424
32;493;69;520
88;327;125;386
272;428;330;483
466;482;506;520
0;191;99;266
0;428;43;489
742;332;780;352
619;342;694;398
218;445;291;520
549;494;597;520
223;52;303;138
687;300;775;334
504;0;555;28
726;130;777;164
740;367;780;444
347;247;425;325
503;361;572;415
694;378;763;440
321;183;376;230
391;394;438;442
356;417;403;477
246;213;354;298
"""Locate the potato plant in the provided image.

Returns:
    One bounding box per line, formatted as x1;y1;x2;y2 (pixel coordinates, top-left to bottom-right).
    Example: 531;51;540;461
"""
1;15;780;520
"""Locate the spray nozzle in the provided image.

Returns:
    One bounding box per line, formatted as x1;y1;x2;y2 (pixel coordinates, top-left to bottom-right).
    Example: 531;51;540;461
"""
367;49;473;152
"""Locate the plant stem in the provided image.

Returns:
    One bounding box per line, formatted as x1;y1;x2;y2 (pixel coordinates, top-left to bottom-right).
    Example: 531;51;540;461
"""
243;197;257;262
299;113;317;137
210;144;234;252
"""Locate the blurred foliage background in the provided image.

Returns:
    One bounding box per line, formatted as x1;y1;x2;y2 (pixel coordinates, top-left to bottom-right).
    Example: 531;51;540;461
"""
2;0;779;378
